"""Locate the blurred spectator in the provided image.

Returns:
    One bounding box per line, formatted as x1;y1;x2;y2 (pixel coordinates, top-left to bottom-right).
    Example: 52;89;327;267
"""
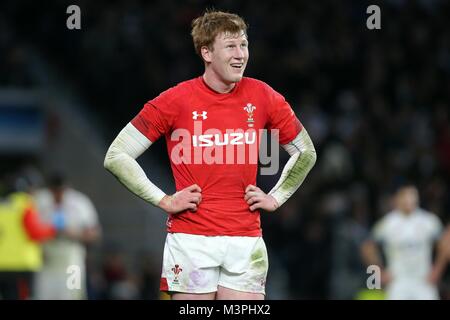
0;172;59;299
361;185;449;299
101;248;139;300
330;195;370;299
32;173;101;299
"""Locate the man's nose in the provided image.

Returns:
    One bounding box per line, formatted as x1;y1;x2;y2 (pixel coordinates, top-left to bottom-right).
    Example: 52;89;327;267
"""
234;46;245;59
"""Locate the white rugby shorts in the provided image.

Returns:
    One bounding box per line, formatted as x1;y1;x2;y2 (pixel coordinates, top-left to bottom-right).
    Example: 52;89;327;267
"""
160;233;268;294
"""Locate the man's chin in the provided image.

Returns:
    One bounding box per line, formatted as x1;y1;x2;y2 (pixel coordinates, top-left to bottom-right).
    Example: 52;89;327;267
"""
230;74;244;83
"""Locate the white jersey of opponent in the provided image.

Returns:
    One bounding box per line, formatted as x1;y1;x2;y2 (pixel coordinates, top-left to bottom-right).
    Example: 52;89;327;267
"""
373;208;442;282
33;188;99;299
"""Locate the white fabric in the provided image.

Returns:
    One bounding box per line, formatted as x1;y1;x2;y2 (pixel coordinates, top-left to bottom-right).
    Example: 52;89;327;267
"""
104;123;166;206
269;128;316;207
33;188;99;299
387;280;439;300
281;128;311;157
372;208;443;300
161;233;268;294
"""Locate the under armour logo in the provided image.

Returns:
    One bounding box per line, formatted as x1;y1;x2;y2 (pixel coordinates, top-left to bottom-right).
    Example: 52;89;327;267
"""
192;111;207;120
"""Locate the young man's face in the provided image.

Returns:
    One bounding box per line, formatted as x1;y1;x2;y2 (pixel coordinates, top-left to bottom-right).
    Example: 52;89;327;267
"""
203;31;249;84
395;187;419;214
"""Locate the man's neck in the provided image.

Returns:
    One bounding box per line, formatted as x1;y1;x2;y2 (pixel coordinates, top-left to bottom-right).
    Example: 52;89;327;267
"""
399;209;415;216
202;71;236;93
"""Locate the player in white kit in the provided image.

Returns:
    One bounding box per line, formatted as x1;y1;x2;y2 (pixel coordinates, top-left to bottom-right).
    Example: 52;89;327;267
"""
361;185;449;300
33;174;101;299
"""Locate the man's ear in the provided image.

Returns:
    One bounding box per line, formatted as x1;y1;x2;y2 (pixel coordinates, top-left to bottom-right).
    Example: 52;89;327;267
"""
201;46;212;63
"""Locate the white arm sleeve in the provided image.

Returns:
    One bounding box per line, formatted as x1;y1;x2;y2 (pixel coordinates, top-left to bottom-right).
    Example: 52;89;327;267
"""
104;123;166;206
268;128;317;208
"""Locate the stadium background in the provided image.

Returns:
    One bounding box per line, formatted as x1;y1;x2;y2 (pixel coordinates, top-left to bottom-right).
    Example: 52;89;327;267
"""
1;0;449;299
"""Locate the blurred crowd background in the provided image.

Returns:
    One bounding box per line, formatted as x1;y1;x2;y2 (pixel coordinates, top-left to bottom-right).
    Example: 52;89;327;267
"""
0;0;449;299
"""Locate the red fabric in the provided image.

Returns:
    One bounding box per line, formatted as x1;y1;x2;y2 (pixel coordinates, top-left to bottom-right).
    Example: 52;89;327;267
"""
160;277;169;291
23;206;56;241
131;77;302;236
18;278;30;300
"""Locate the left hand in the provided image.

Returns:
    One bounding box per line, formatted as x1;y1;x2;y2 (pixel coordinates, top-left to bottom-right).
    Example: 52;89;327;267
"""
244;185;279;212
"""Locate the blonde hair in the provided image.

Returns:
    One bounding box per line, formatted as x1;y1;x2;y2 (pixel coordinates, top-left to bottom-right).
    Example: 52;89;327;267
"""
191;10;248;57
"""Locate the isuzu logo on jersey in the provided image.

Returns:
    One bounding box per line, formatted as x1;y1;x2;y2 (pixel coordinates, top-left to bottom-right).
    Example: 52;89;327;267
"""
169;121;280;174
192;111;207;120
244;103;256;127
192;132;256;147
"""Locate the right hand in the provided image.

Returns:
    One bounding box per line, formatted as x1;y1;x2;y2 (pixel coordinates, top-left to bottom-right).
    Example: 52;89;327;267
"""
158;184;202;214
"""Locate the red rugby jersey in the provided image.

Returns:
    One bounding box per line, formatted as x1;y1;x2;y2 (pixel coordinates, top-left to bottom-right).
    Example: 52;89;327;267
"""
131;76;302;236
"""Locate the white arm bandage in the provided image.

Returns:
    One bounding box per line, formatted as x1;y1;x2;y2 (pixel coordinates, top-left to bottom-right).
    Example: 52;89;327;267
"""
268;128;317;207
104;123;166;206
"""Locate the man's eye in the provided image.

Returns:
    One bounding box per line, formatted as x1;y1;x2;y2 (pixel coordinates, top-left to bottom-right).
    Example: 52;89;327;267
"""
241;43;248;48
227;45;235;48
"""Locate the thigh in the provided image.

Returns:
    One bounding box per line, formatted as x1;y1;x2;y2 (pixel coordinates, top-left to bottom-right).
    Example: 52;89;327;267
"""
216;285;264;300
161;233;222;294
219;236;268;296
171;292;216;300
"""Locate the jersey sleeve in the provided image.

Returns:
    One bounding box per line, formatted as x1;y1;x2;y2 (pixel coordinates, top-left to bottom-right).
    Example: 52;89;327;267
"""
131;85;184;142
23;205;56;242
264;84;303;145
372;218;387;243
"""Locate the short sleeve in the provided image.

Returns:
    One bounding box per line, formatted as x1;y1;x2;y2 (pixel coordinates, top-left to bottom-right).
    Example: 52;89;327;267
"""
372;219;387;243
131;85;184;142
78;195;99;228
264;84;303;145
